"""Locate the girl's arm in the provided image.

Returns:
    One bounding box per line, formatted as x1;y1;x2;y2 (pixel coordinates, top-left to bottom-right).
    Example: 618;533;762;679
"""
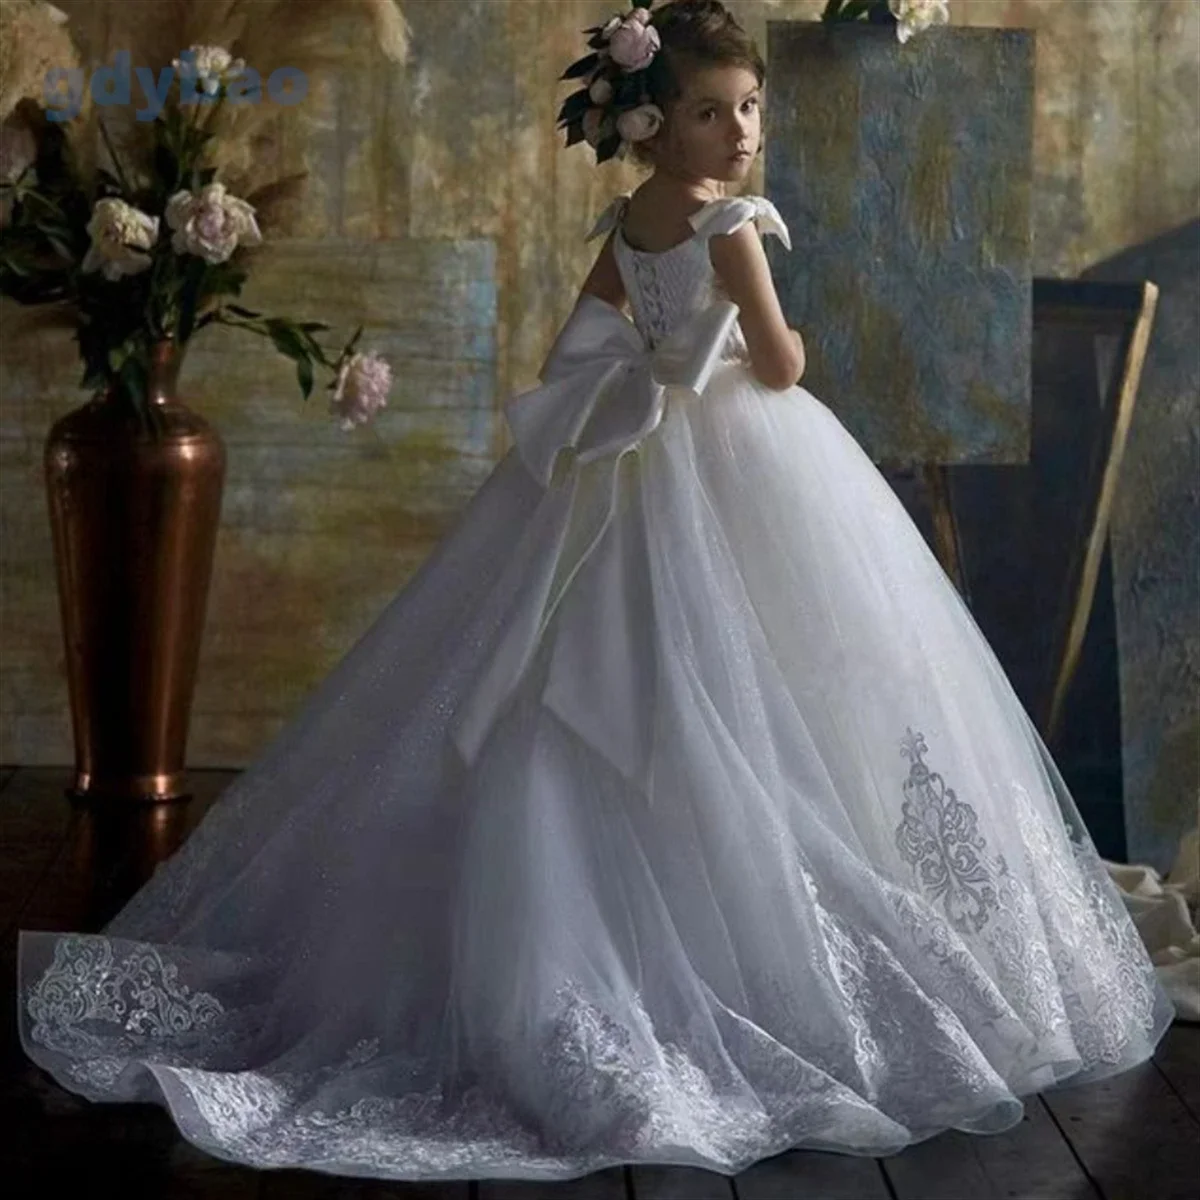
709;224;805;390
578;231;627;311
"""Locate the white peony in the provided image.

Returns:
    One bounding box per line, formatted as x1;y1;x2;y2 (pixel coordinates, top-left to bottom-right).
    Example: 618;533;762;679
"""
166;182;262;265
616;102;663;143
172;44;245;96
81;197;159;281
888;0;950;44
588;76;613;105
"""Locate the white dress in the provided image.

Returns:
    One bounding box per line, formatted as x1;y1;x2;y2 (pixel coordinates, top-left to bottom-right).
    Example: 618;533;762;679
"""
18;192;1173;1182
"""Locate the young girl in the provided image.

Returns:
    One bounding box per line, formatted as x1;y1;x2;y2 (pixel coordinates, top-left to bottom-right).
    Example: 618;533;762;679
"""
18;0;1172;1183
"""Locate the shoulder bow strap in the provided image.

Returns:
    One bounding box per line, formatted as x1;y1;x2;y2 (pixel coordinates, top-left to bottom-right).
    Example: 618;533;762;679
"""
584;193;631;243
689;195;792;250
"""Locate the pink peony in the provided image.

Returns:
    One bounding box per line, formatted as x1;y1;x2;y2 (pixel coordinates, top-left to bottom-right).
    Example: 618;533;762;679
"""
607;18;660;71
330;350;393;431
166;182;262;265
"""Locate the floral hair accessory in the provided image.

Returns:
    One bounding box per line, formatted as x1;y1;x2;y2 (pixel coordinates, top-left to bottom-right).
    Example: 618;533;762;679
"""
557;5;664;165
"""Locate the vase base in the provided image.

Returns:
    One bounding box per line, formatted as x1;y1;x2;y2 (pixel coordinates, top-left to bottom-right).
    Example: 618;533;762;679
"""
67;770;193;805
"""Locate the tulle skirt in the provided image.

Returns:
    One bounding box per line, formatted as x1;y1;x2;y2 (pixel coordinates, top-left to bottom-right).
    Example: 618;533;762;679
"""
18;359;1173;1181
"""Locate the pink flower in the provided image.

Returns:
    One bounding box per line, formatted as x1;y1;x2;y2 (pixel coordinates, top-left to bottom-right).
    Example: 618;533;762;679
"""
330;350;393;431
608;18;660;71
166;182;262;265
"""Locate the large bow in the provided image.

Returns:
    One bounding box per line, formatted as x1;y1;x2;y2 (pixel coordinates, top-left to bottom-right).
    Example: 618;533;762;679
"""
451;294;740;788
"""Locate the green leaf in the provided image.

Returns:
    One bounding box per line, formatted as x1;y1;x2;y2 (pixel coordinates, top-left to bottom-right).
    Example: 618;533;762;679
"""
296;354;314;400
225;303;261;319
267;320;309;363
561;52;599;81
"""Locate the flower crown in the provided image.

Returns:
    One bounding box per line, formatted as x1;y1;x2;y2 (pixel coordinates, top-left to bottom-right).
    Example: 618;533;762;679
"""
557;6;665;165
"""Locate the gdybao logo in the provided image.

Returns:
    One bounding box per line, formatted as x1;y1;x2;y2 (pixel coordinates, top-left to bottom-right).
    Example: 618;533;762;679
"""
44;50;307;122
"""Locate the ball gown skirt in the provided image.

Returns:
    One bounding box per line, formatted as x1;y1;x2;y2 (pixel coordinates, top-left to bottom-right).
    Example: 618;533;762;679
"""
17;293;1174;1182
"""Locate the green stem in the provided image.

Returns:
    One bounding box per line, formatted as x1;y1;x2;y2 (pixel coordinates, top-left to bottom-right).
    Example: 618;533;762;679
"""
97;118;133;196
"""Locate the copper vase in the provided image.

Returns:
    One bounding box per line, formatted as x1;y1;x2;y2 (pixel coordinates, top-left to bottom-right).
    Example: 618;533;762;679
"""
43;340;226;803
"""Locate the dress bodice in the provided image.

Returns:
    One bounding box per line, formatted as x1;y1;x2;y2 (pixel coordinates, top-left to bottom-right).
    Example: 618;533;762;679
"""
584;192;792;357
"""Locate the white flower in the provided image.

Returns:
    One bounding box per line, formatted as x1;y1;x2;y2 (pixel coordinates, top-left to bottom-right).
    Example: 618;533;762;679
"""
601;15;622;38
172;44;245;96
588;76;613;105
628;7;653;26
616;102;663;143
330;351;393;431
80;197;158;281
166;182;262;265
888;0;950;44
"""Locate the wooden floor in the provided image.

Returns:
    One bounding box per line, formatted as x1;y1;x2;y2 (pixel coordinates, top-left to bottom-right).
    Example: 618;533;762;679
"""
2;765;1196;1200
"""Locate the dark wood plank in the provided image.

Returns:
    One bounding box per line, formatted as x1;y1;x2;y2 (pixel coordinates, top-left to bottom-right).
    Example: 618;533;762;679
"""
881;1098;1097;1200
1153;1023;1200;1124
478;1164;626;1199
1041;1060;1198;1200
631;1163;734;1198
16;768;238;936
735;1148;891;1199
0;767;77;932
0;766;16;795
4;770;261;1197
260;1168;472;1198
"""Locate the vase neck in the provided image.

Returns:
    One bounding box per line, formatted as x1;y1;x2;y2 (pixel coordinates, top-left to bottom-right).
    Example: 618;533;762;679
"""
146;340;183;405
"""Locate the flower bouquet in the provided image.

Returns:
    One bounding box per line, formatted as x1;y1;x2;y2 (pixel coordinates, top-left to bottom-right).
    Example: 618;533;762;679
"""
821;0;950;43
0;0;410;430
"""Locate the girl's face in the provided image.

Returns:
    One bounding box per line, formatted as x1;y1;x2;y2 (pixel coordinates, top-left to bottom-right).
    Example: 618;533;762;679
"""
651;63;763;185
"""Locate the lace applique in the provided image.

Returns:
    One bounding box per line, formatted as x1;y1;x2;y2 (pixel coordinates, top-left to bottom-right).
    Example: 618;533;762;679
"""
889;727;1161;1064
27;935;226;1059
894;727;1005;933
629;251;671;348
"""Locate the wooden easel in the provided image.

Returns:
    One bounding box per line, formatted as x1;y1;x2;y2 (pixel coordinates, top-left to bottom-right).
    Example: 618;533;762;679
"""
919;278;1159;746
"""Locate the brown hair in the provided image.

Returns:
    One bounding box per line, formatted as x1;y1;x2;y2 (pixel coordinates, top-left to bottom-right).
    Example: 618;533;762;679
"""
631;0;767;167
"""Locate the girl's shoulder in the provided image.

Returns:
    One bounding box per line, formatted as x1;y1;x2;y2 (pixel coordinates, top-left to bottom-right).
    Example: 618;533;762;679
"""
688;195;792;249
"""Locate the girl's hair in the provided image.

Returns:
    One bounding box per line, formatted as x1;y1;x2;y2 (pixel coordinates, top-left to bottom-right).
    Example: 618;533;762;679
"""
632;0;767;167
